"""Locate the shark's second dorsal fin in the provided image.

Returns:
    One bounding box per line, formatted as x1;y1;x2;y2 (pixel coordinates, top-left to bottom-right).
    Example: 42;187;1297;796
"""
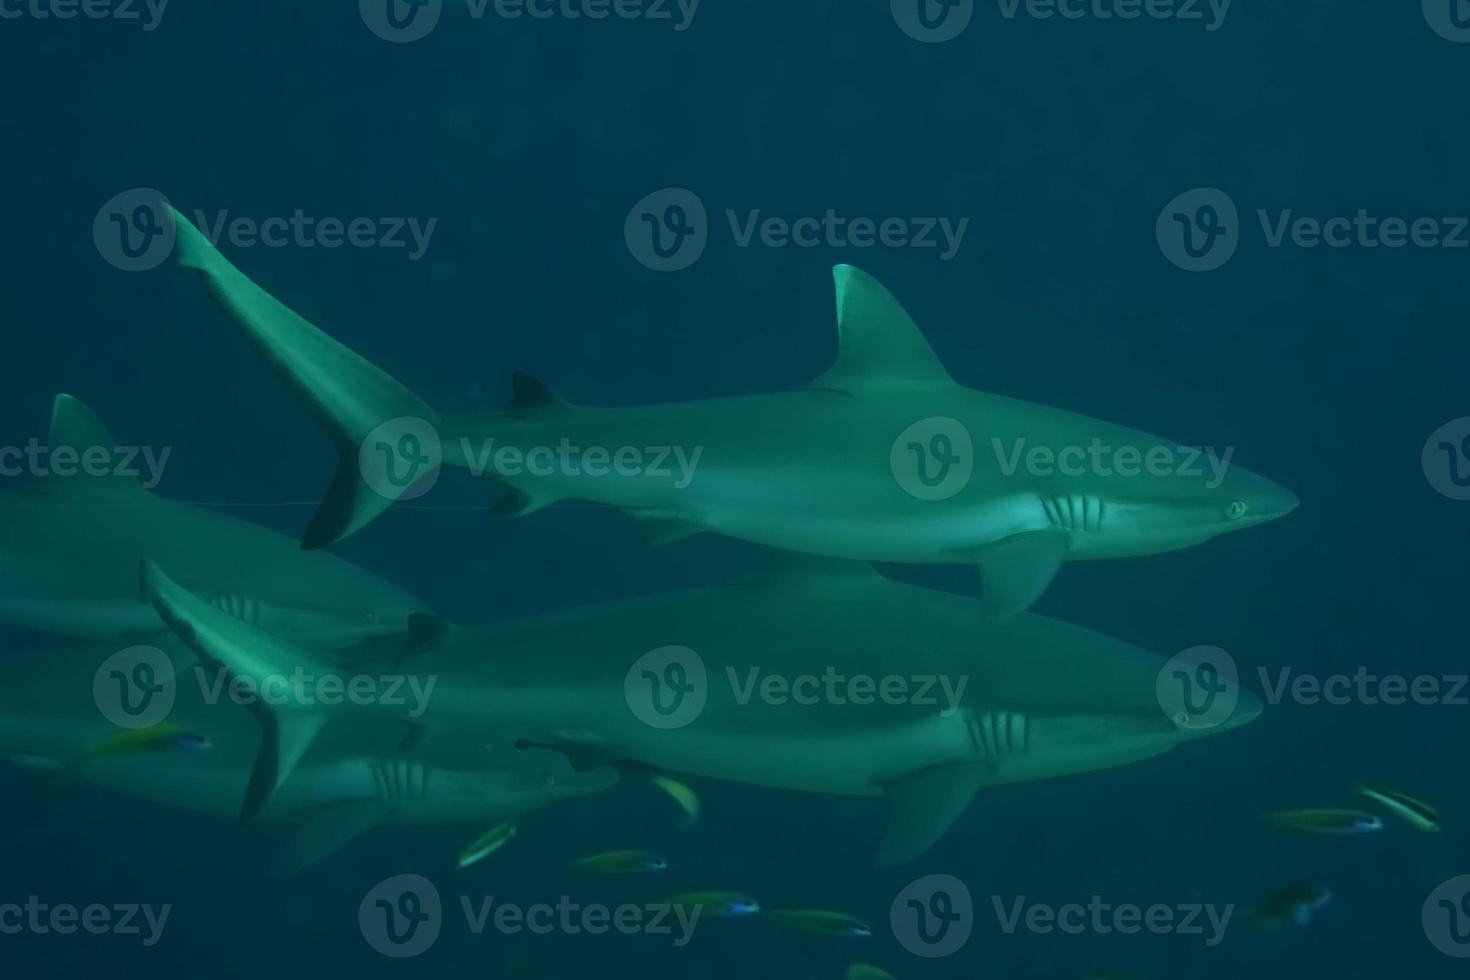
29;395;146;495
501;372;572;417
811;266;954;392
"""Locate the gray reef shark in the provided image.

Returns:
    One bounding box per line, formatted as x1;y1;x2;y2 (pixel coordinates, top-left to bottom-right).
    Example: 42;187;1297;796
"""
168;207;1296;618
0;637;615;872
0;393;427;645
141;552;1262;866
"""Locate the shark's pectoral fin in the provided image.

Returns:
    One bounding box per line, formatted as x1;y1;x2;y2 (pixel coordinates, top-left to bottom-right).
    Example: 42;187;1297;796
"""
626;510;705;547
515;737;657;775
141;559;340;823
963;530;1069;621
876;762;988;867
274;799;394;875
170;207;440;550
812;266;954;391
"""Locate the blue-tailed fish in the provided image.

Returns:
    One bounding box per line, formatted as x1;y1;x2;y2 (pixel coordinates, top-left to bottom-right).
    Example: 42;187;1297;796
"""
569;850;668;875
765;909;872;938
847;966;896;980
650;775;700;829
660;891;761;919
168;207;1297;619
1241;882;1332;928
458;818;519;869
1357;784;1440;831
1268;808;1383;834
88;724;211;760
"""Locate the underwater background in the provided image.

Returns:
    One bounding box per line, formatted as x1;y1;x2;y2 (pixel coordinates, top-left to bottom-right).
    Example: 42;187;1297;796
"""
2;1;1469;977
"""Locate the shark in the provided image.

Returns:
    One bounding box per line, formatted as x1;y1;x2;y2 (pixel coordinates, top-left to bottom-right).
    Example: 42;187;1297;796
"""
140;551;1263;866
0;637;616;872
167;206;1297;618
0;393;428;646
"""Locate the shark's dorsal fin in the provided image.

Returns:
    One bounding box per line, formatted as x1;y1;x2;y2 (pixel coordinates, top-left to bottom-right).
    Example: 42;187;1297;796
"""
812;266;954;392
32;395;146;495
502;372;572;416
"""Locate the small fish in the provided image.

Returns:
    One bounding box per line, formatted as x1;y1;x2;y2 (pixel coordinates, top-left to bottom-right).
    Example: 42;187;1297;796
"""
1242;882;1332;928
1358;784;1440;832
569;850;668;875
660;891;761;919
651;775;701;829
88;725;212;760
765;909;873;938
457;819;518;869
847;964;896;980
1268;807;1383;834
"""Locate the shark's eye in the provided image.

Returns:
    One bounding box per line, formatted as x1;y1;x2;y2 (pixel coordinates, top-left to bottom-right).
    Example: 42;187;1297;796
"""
364;611;378;624
1226;499;1248;521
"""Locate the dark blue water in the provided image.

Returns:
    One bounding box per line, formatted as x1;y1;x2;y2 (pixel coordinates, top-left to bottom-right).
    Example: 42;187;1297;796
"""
2;2;1468;977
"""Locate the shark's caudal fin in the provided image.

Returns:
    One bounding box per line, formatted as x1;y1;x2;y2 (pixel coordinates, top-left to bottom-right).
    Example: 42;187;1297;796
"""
812;266;955;392
141;559;337;823
876;762;987;867
169;208;439;549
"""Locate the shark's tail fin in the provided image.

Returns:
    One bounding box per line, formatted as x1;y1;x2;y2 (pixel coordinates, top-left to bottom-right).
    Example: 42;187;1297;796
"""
169;207;440;549
141;559;339;823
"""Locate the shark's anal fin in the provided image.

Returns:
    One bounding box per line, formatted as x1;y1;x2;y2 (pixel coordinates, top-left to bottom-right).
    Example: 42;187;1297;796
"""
812;266;954;391
141;559;337;823
275;800;393;875
169;207;440;550
876;762;988;867
961;530;1068;621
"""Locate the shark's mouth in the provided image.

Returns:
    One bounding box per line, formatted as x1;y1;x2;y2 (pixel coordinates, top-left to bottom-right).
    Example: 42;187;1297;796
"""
966;710;1030;763
1040;493;1105;533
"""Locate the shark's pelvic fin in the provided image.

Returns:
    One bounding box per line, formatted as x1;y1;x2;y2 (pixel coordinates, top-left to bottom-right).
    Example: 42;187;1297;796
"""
814;266;954;392
876;762;987;867
169;207;440;550
961;530;1069;621
141;559;336;823
274;799;393;875
626;510;705;546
